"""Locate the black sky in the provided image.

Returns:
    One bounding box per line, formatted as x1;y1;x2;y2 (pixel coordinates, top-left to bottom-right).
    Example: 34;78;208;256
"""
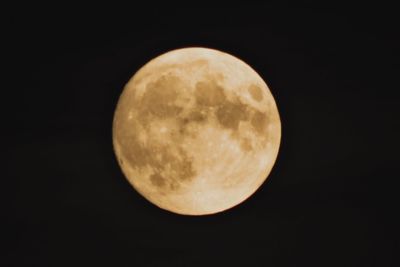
4;5;399;267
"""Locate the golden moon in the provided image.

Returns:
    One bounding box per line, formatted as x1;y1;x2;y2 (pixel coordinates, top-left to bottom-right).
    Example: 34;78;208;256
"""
113;47;281;215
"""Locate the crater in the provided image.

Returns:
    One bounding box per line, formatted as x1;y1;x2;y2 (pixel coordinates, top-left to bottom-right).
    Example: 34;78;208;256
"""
150;173;166;187
120;134;197;191
240;138;253;152
145;143;196;191
195;79;226;107
119;134;150;168
251;110;268;134
140;74;183;118
177;108;209;137
169;181;180;191
248;84;263;102
184;110;207;124
216;100;249;130
177;154;196;181
164;149;196;183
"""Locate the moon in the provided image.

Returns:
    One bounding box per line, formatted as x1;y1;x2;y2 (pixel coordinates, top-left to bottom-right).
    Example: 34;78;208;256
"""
113;47;281;215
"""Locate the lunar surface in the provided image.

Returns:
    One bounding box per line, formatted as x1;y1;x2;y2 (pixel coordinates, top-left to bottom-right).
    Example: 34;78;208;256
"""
113;47;281;215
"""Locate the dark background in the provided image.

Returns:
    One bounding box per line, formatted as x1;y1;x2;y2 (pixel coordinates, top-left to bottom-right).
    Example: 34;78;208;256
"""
4;5;399;267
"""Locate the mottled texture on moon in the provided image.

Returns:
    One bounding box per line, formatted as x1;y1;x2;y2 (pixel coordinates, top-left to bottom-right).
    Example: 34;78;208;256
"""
113;47;281;215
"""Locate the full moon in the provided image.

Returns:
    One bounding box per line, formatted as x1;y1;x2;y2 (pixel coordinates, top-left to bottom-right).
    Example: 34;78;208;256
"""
113;47;281;215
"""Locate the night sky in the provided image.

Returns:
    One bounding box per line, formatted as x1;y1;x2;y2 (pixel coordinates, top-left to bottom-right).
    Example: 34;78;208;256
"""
5;6;399;267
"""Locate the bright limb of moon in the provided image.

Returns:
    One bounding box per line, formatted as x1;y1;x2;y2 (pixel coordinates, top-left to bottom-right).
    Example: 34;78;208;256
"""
113;47;281;215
